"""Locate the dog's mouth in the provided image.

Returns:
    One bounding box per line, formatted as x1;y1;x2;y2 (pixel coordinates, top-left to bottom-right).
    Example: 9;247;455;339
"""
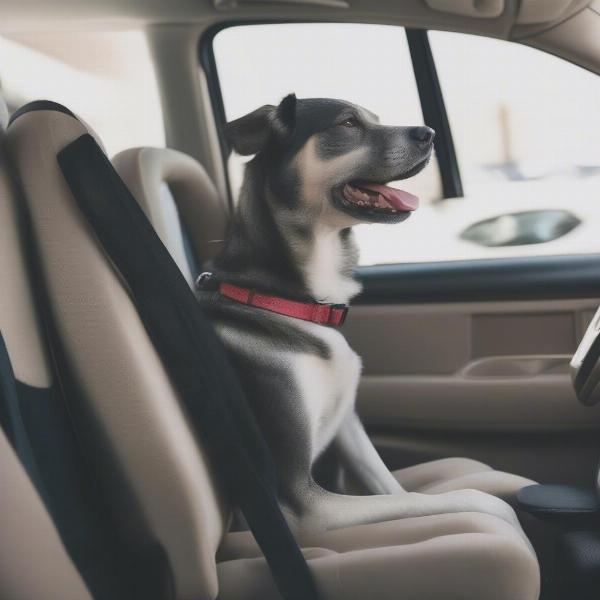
341;181;419;214
332;154;430;223
334;178;420;224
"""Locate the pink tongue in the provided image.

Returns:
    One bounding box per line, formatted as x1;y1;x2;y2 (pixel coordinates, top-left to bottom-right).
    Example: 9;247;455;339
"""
358;182;419;211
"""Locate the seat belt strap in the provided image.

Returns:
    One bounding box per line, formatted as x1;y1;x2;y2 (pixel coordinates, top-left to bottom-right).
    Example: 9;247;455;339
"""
57;133;321;600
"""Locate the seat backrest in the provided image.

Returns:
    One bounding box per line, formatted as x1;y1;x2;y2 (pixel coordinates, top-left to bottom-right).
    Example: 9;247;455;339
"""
5;103;230;600
0;96;92;600
113;147;228;283
0;102;52;400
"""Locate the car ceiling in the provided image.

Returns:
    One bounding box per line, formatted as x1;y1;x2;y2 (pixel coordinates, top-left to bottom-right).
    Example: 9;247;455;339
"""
1;1;599;77
0;0;592;34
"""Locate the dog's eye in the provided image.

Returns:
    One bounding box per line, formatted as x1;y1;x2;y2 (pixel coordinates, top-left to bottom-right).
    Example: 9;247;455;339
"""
340;117;358;128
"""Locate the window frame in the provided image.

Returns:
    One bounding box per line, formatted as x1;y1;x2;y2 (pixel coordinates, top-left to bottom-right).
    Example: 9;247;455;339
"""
406;29;463;199
198;21;462;208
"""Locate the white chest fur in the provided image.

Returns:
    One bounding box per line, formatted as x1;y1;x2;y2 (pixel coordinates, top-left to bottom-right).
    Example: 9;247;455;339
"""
302;226;361;305
290;322;362;460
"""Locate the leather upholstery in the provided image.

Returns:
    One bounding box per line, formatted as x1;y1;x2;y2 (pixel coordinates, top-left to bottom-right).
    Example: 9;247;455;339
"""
217;513;539;600
0;102;51;389
393;457;535;500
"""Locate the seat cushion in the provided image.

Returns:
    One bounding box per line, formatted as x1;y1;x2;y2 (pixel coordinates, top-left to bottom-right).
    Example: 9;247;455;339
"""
217;513;540;600
393;457;535;501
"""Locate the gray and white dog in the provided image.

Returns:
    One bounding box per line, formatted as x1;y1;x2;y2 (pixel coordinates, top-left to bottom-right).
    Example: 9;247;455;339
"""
198;94;525;539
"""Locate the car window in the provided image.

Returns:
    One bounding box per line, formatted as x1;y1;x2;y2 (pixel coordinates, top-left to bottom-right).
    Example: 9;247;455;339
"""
212;23;443;212
212;24;600;266
424;31;600;263
0;30;164;157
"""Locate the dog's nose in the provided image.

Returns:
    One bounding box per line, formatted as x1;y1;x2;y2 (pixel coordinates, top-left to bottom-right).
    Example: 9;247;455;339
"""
409;126;435;145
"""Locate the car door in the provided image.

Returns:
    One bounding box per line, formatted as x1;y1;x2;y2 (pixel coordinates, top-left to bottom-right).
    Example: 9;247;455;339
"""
345;256;600;487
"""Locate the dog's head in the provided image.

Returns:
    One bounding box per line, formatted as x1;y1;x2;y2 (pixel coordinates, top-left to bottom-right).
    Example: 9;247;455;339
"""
226;94;434;227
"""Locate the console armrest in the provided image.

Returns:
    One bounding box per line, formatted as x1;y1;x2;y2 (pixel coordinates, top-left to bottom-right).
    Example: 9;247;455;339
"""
517;484;600;527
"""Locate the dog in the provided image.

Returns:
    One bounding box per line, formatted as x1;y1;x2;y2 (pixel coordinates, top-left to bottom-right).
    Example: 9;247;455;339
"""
197;94;526;540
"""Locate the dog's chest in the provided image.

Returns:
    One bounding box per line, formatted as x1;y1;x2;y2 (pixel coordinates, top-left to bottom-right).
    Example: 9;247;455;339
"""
290;323;362;458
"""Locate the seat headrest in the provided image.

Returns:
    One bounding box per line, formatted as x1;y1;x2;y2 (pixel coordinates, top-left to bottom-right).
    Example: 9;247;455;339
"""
113;147;228;281
8;100;106;152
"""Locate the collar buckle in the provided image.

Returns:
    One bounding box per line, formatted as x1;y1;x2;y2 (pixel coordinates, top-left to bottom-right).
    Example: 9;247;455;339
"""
332;305;348;326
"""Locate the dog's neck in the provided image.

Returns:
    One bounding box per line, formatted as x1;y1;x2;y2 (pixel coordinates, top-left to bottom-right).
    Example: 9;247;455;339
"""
213;158;362;305
299;225;362;304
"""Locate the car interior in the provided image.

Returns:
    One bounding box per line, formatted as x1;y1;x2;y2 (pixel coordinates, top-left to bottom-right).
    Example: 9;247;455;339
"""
2;1;600;599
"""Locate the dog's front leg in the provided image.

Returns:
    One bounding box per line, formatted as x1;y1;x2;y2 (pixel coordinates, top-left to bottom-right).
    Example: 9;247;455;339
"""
334;411;405;495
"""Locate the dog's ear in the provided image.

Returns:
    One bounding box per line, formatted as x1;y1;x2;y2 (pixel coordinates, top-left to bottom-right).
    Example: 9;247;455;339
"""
273;93;297;139
225;93;297;156
225;104;276;156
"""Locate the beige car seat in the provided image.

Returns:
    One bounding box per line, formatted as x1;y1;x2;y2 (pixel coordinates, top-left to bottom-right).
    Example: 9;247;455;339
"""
4;101;539;600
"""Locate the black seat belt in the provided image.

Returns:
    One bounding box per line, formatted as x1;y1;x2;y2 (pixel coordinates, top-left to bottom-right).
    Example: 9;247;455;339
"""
57;133;321;600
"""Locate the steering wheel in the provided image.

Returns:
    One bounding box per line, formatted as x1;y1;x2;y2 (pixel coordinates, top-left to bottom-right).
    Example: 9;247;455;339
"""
571;306;600;406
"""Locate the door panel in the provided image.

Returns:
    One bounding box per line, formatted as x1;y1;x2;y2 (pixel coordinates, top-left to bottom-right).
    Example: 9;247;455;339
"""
371;430;600;490
344;257;600;486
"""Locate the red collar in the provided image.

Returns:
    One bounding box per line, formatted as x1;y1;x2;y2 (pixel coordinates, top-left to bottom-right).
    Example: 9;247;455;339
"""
218;282;348;327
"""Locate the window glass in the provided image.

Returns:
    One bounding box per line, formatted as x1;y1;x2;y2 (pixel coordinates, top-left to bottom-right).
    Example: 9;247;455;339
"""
214;25;600;265
213;23;443;265
426;31;600;263
0;31;164;157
